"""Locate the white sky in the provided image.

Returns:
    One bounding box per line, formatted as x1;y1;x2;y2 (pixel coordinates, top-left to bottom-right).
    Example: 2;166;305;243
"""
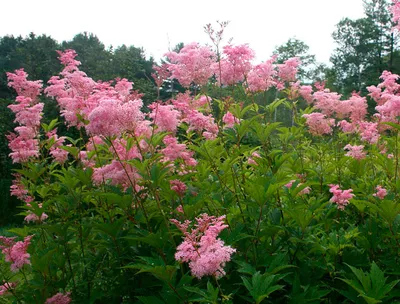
0;0;366;64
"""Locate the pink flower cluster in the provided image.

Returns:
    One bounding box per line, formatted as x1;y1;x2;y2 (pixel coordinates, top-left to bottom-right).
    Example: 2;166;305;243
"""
278;57;301;83
329;184;354;210
171;214;235;279
149;102;181;133
358;122;379;144
92;160;141;191
6;70;43;163
344;144;366;160
373;185;387;200
170;180;187;197
392;0;400;32
299;85;314;103
164;43;301;92
47;129;69;163
165;43;216;87
171;93;219;139
246;57;278;92
304;85;378;144
0;282;16;296
45;292;72;304
45;50;96;127
313;91;367;122
214;44;255;86
368;71;400;126
6;69;42;99
0;235;33;272
10;174;33;203
85;98;145;137
248;151;261;165
302;113;335;136
161;135;197;168
222;111;240;128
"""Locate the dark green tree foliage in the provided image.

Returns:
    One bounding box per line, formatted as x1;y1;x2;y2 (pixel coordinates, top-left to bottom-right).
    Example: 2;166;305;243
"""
0;33;59;99
111;44;157;103
363;0;396;71
330;0;399;96
61;32;113;81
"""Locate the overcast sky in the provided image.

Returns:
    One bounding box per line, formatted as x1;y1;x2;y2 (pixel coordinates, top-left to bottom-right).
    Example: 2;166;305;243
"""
1;0;366;64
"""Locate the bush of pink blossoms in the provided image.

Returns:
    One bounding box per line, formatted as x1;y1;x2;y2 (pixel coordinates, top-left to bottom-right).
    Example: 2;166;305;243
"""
1;9;400;302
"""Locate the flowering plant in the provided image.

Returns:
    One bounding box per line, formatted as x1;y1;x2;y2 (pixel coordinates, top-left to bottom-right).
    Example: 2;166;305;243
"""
1;7;400;302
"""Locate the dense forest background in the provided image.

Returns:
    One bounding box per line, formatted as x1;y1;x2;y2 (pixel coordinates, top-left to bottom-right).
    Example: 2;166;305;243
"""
0;0;399;226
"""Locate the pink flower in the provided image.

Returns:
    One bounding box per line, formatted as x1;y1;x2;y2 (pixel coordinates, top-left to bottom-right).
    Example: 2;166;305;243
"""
213;44;255;86
337;120;356;133
303;113;335;136
6;69;42;99
10;175;32;203
344;144;366;160
57;49;81;68
114;78;133;98
285;180;296;189
358;122;379;144
45;50;96;127
298;185;311;195
373;186;387;200
161;135;197;167
248;151;261;165
6;70;43;164
92;160;141;191
313;90;342;117
392;0;400;32
24;212;48;223
165;43;216;87
285;180;311;195
329;184;354;210
0;282;16;296
186;110;219;139
176;205;184;214
8;97;44;128
247;57;277;92
277;57;300;82
299;85;314;104
0;235;33;272
7;130;40;163
170;180;187;197
222;111;240;128
171;214;235;279
86;99;122;137
149;102;181;133
347;93;368;123
45;292;72;304
47;129;69;163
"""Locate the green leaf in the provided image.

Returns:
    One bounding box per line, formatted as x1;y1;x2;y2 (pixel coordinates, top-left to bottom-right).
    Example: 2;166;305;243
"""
339;262;399;303
241;271;284;304
382;122;400;131
60;145;80;158
94;217;125;239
